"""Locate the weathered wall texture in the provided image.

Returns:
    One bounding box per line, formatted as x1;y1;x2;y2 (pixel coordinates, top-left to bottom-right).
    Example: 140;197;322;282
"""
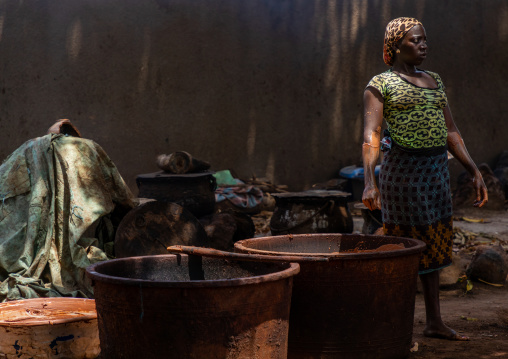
0;0;507;193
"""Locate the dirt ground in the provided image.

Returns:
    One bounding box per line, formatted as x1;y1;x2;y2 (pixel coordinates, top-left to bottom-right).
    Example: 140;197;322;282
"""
410;208;508;359
411;282;508;358
254;205;508;358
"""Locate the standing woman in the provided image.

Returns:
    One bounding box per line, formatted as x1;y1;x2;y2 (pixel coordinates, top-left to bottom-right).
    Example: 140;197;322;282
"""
362;18;488;340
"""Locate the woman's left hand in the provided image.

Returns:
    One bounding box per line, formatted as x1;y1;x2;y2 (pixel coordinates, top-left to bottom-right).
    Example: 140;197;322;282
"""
472;172;488;208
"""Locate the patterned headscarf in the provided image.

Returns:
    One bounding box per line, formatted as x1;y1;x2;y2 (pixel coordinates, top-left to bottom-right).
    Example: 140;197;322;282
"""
383;17;423;66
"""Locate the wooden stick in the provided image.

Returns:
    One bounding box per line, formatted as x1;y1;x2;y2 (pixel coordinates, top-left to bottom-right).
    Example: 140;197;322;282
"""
167;245;329;262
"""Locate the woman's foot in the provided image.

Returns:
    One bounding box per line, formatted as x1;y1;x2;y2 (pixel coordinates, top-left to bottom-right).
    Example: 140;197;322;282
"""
423;326;469;341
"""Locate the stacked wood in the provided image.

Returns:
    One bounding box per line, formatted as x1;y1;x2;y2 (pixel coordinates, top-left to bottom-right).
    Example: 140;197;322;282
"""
157;151;210;174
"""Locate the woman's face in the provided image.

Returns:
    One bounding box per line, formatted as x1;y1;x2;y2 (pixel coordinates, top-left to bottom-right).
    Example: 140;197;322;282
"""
396;25;427;66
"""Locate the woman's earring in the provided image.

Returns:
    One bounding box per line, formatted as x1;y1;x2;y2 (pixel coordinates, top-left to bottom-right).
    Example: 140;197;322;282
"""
396;49;400;54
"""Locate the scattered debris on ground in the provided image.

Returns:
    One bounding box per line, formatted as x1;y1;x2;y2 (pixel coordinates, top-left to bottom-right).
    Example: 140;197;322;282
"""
252;210;273;237
453;226;508;250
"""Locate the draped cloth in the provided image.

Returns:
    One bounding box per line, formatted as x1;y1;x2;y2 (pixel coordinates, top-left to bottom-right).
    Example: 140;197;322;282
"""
0;134;134;301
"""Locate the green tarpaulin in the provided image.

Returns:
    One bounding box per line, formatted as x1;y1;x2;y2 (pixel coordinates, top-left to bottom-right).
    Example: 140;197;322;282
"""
0;134;134;302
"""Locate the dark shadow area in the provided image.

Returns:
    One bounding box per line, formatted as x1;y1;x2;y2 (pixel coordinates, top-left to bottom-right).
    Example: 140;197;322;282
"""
0;0;506;191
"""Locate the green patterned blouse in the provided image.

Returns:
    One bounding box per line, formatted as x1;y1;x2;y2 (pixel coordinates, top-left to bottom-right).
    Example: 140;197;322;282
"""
367;69;448;149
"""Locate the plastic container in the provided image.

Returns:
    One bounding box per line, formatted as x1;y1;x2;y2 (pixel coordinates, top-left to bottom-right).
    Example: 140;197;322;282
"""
235;233;426;359
0;298;100;358
86;254;299;358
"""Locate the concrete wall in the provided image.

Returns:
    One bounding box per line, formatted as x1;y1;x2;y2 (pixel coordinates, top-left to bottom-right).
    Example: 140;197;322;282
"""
0;0;507;194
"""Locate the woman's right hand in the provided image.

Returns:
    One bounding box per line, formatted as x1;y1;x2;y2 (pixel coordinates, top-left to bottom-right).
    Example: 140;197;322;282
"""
362;184;381;211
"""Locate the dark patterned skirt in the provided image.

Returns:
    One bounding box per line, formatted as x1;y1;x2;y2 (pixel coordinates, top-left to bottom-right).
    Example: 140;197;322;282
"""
379;145;453;274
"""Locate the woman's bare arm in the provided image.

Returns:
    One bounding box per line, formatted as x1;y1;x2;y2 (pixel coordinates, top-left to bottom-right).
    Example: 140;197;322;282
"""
362;87;384;210
444;105;488;207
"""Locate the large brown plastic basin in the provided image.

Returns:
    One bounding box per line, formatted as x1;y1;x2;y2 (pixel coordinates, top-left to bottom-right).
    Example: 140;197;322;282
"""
87;254;299;359
235;233;426;359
